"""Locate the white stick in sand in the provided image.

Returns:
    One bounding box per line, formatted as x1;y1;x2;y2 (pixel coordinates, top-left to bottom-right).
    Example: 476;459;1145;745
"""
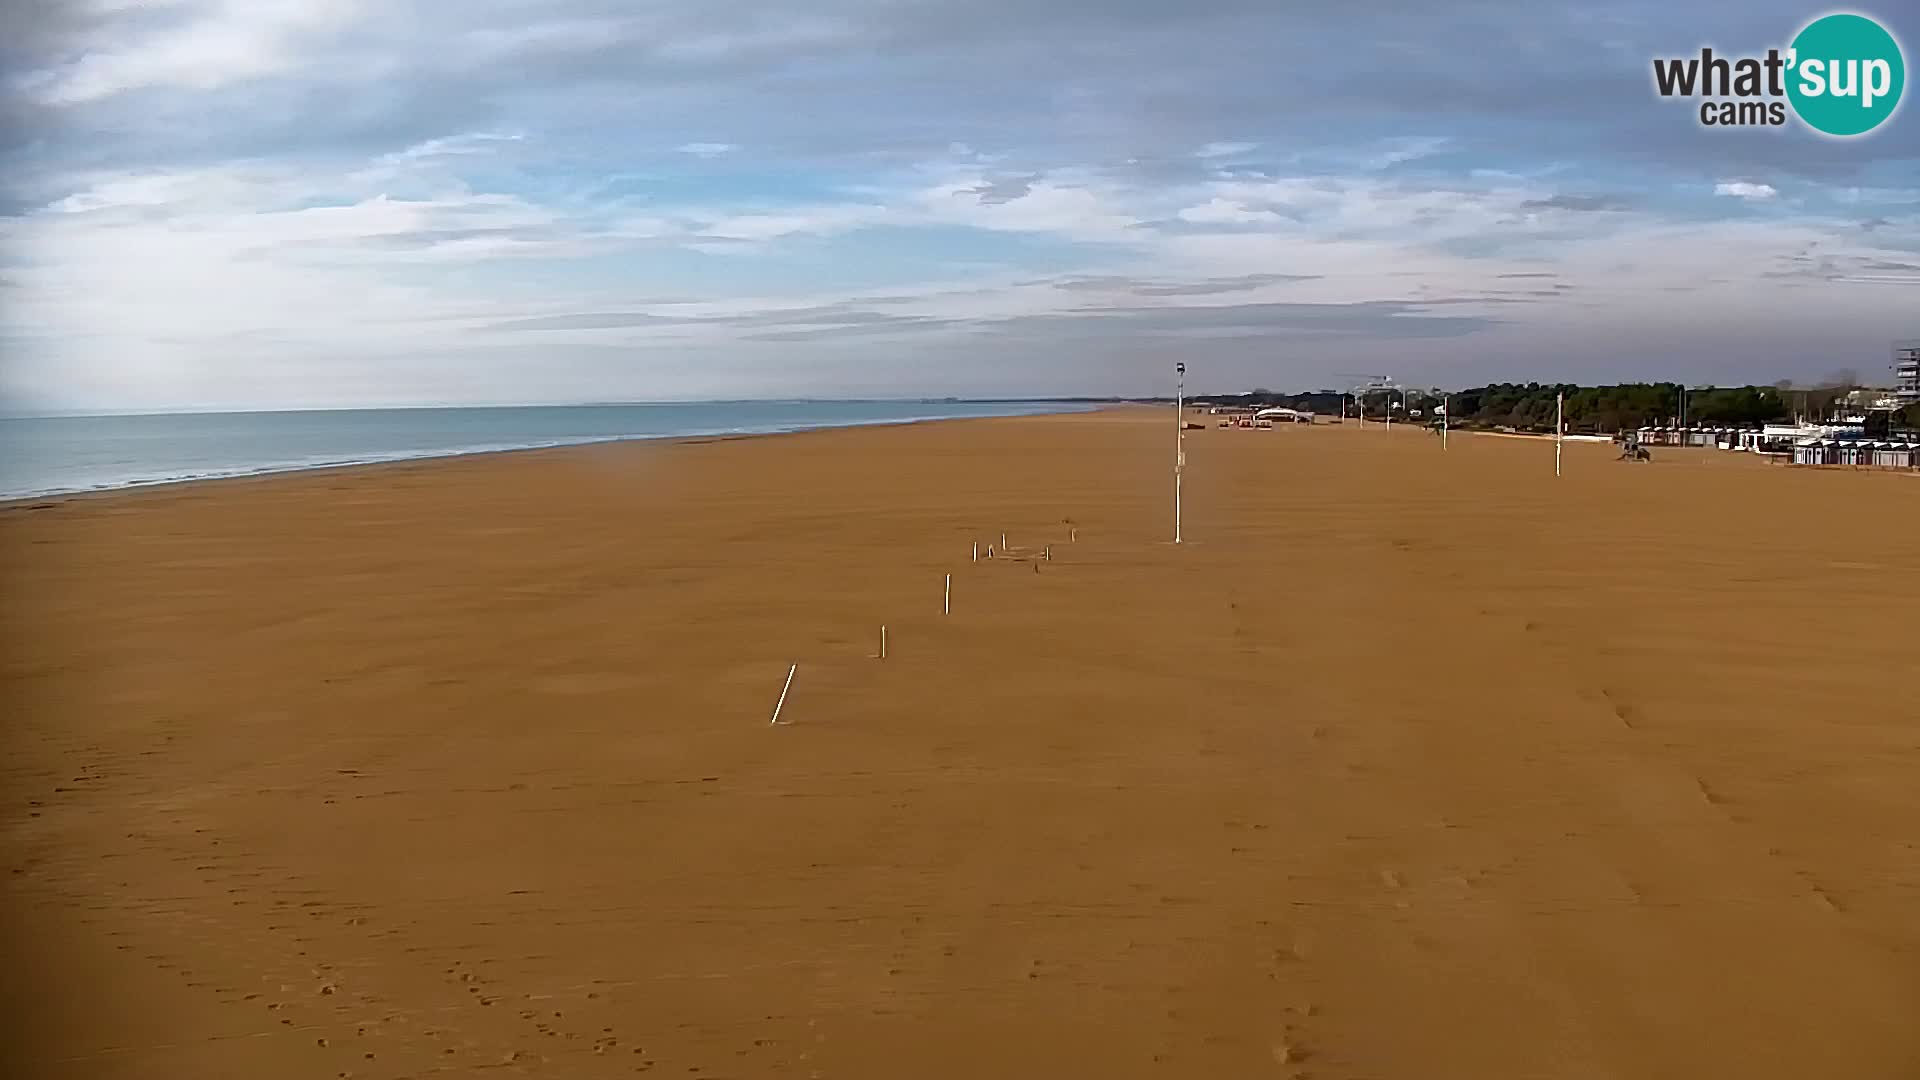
769;664;797;725
1070;526;1077;543
972;541;978;563
880;625;887;659
944;574;951;614
1555;391;1564;478
1000;531;1007;551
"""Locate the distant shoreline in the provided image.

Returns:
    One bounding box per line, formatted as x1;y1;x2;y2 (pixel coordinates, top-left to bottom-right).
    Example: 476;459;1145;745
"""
1;397;1166;421
0;401;1105;507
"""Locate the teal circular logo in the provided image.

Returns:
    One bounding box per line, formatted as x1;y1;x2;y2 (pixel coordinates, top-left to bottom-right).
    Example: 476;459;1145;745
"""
1787;13;1905;137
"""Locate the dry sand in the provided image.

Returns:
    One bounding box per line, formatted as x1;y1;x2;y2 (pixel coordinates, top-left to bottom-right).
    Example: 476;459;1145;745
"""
3;409;1917;1079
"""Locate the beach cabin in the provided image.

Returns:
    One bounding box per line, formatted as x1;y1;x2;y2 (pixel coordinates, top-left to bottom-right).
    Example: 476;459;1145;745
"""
1871;442;1917;469
1793;438;1834;466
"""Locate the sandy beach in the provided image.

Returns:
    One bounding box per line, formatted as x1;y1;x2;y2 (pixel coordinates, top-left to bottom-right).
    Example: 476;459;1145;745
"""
4;408;1917;1079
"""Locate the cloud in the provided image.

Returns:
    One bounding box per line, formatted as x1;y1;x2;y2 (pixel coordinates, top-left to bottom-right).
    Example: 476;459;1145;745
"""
963;174;1040;205
21;0;363;107
478;312;686;332
694;204;890;243
1046;273;1318;296
1520;194;1632;212
384;131;525;162
4;1;1919;410
1176;197;1284;226
1362;136;1454;170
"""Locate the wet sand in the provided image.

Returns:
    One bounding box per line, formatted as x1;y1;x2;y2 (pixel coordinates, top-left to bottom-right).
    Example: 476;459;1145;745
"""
4;410;1918;1079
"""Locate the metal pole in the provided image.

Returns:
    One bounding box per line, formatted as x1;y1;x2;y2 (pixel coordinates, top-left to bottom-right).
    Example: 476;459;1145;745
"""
1443;394;1449;450
1556;391;1564;477
1174;362;1185;544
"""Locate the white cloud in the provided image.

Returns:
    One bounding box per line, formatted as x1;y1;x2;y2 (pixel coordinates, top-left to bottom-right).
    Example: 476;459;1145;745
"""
695;205;888;243
5;84;1916;411
912;170;1146;241
1176;198;1284;226
387;132;526;162
1362;136;1454;170
1715;181;1779;201
1196;141;1257;159
25;0;364;106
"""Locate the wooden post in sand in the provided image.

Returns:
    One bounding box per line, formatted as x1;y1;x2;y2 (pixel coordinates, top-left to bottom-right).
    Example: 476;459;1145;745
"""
770;664;796;725
1556;392;1564;478
944;574;951;615
972;541;978;563
1000;531;1007;551
880;626;887;659
1174;361;1185;545
1070;526;1077;543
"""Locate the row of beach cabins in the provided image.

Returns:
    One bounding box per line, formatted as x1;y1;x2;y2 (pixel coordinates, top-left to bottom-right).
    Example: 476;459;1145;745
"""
1788;440;1920;469
1630;425;1920;471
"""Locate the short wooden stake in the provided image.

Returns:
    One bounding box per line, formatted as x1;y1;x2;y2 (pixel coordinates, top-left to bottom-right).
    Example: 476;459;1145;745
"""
880;625;887;659
944;574;950;615
769;664;797;725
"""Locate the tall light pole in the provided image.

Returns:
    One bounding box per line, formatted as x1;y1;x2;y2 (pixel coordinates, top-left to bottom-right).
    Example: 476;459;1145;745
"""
1679;383;1711;443
1442;393;1449;450
1174;362;1186;544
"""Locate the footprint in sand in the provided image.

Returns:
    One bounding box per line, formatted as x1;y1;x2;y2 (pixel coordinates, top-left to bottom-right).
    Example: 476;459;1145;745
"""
1600;689;1641;730
1271;1018;1316;1075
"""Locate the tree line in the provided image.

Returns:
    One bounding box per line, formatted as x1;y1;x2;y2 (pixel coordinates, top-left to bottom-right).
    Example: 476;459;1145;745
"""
1194;380;1920;434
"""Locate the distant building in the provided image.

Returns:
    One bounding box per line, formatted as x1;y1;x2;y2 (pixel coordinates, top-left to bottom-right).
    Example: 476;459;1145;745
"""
1896;341;1920;402
1838;387;1904;415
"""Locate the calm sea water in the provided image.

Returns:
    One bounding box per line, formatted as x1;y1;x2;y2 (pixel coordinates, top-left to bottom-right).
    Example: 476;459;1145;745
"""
0;401;1092;500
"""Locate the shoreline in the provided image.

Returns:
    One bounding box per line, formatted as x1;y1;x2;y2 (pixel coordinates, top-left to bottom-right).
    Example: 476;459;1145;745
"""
0;403;1106;508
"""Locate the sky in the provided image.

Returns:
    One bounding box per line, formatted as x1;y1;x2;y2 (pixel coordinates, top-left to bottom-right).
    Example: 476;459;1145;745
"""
1;1;1917;410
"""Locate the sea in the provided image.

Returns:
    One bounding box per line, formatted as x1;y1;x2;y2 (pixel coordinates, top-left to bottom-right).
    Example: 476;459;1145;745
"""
0;400;1094;501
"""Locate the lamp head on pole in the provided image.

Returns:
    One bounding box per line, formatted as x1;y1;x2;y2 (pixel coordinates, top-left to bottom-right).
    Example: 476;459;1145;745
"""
1176;362;1185;377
